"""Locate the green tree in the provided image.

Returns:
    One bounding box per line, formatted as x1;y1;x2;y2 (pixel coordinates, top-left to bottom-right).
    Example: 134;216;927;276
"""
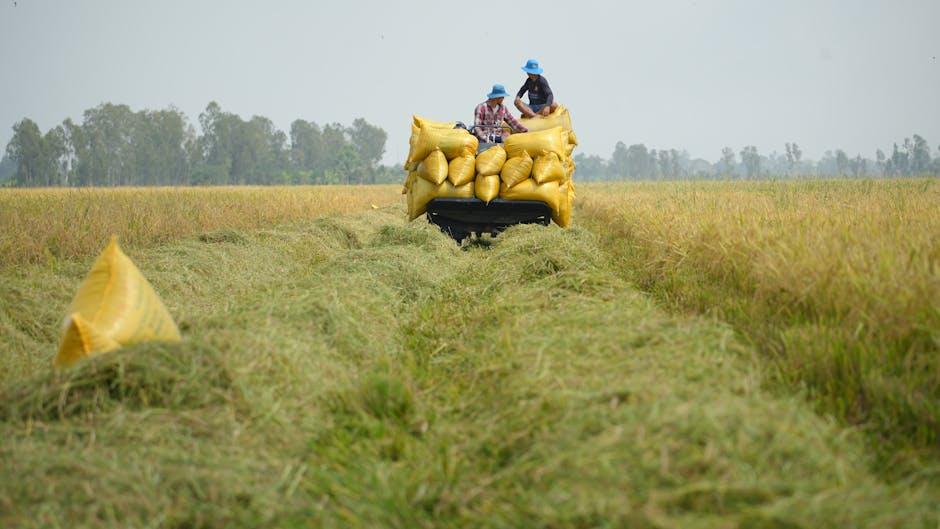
347;118;387;180
740;146;760;179
909;134;930;174
785;142;802;175
835;149;849;176
289;119;323;173
5;118;55;186
573;152;606;180
719;147;736;177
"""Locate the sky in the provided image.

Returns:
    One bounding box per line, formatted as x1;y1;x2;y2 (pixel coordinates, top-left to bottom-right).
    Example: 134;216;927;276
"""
1;0;938;164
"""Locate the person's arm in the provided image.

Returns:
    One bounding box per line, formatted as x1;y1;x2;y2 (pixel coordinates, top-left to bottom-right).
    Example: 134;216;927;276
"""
514;80;529;108
540;77;554;106
473;104;487;141
502;107;528;133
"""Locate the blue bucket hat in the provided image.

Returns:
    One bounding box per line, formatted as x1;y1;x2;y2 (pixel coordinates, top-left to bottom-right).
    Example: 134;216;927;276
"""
522;58;543;75
487;84;510;99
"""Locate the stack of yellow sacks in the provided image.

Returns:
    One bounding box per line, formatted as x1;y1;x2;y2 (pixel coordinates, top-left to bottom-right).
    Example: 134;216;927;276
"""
403;106;578;227
403;116;479;220
500;105;577;227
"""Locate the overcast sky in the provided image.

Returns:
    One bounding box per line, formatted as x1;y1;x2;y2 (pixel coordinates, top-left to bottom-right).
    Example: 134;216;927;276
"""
1;0;938;164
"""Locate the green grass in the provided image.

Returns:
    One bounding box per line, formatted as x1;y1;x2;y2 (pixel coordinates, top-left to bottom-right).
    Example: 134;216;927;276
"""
1;207;936;528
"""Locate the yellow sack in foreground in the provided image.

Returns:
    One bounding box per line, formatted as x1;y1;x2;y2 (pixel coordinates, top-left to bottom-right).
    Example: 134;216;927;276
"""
408;125;478;166
532;152;566;184
408;177;474;220
475;174;500;203
505;126;567;160
500;151;533;188
54;237;181;368
499;178;562;217
417;149;448;185
475;145;507;176
448;154;476;186
519;105;574;135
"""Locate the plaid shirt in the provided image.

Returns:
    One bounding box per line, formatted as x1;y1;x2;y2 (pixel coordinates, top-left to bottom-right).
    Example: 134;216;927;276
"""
473;102;527;142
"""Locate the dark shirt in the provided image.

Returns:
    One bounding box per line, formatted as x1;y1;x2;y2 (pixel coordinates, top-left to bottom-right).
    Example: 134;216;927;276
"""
516;76;554;106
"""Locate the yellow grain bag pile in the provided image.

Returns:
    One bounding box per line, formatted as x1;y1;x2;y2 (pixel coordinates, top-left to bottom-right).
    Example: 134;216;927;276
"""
404;115;479;219
404;107;579;226
54;237;181;368
497;122;578;227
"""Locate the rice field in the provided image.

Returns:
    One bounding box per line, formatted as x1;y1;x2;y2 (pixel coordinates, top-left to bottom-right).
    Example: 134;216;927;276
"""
0;185;399;267
0;180;937;527
579;179;940;470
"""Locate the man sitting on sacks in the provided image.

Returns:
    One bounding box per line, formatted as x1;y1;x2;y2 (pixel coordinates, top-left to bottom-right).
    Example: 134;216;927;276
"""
473;84;528;144
515;58;560;118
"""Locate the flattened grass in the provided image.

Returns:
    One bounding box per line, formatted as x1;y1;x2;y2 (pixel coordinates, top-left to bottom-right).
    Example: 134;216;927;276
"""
1;208;936;527
579;179;940;469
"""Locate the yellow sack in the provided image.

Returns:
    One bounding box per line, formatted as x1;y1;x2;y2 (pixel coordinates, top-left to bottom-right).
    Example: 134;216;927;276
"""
475;145;507;176
417;149;448;185
505;126;567;160
408;177;474;220
563;156;576;179
408;125;478;166
475;174;500;203
413;115;456;130
565;142;575;157
500;151;533;188
405;124;421;171
402;171;417;194
54;237;181;368
552;182;574;228
532;152;566;184
499;178;562;216
567;130;579;146
448;154;476;186
519;105;574;134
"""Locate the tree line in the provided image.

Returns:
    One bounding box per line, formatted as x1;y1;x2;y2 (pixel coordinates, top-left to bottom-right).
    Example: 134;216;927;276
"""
574;135;940;181
1;102;399;187
3;103;939;186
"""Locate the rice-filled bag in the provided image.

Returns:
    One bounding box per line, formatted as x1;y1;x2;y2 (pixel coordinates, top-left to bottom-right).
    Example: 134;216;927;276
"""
408;125;478;166
500;151;533;188
408;177;474;221
519;105;574;134
476;145;507;176
54;237;182;368
413;115;456;130
505;126;567;160
475;174;500;203
448;154;476;186
417;149;448;185
402;171;417;194
552;182;574;228
532;152;566;184
498;178;562;215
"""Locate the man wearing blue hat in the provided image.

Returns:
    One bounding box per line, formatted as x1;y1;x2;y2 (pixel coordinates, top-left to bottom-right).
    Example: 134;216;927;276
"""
473;84;528;143
515;59;559;118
